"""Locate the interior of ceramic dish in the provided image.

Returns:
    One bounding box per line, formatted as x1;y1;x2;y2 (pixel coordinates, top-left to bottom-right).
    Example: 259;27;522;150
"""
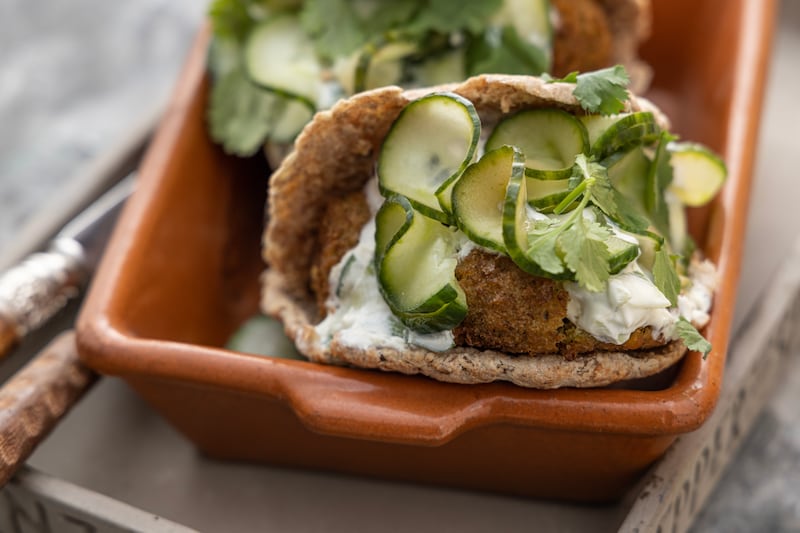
76;0;775;447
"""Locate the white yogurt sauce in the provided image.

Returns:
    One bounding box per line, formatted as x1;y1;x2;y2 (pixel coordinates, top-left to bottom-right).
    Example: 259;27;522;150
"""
566;257;717;345
566;263;674;344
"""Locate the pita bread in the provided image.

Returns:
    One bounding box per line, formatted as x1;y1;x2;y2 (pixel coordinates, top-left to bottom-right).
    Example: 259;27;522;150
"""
261;74;684;389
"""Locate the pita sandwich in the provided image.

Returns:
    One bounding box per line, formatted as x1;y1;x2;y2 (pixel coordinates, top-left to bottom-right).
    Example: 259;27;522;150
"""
261;74;718;389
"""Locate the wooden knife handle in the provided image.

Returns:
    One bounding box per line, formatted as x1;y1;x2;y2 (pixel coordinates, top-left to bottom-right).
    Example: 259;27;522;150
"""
0;245;87;360
0;331;96;486
0;319;19;360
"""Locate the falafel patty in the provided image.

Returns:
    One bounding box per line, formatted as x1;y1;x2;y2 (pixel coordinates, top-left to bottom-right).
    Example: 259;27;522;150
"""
551;0;615;77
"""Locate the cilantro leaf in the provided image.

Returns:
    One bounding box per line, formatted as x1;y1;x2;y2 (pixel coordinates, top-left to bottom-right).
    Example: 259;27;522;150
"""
545;65;631;115
300;0;503;66
526;227;565;275
573;66;630;115
541;71;577;84
547;156;613;288
652;247;681;306
675;317;712;357
561;216;611;291
367;1;422;33
566;155;648;233
609;190;651;234
466;25;549;77
404;0;503;36
590;174;650;234
207;36;244;79
208;0;261;41
580;160;617;214
301;0;367;61
208;68;281;156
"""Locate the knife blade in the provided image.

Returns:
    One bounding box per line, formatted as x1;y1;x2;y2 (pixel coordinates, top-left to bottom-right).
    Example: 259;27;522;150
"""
0;174;135;359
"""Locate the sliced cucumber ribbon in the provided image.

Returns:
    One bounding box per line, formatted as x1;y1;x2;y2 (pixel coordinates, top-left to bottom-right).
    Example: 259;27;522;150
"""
239;14;322;142
378;92;480;223
245;15;320;110
375;195;467;333
486;108;589;180
667;141;728;207
588;111;660;159
452;145;524;253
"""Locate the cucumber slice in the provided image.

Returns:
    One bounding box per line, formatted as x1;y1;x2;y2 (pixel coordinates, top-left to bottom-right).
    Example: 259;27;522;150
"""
269;96;315;142
208;68;286;156
376;196;467;332
604;146;651;215
605;234;639;274
526;177;571;212
634;230;664;271
452;146;523;252
374;195;413;266
589;112;660;159
501;153;559;278
355;41;417;93
395;298;468;335
378;93;480;223
668;142;727;206
580;113;628;147
244;15;320;109
486;109;589;179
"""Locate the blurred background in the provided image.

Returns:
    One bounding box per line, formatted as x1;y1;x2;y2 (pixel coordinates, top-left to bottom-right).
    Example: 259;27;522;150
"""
0;1;798;531
0;0;206;252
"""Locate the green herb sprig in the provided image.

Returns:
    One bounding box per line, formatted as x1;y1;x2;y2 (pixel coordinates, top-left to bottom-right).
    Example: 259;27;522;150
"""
543;65;631;115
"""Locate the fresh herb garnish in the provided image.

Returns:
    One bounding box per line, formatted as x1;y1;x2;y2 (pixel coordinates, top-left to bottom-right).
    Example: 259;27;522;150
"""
675;317;712;357
466;25;550;77
300;0;368;61
206;0;550;154
403;0;503;36
652;247;681;306
523;154;644;291
208;0;261;42
560;212;613;291
543;65;631;115
208;68;281;156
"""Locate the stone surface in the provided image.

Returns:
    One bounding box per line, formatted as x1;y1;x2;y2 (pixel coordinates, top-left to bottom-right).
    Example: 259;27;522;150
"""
0;0;206;253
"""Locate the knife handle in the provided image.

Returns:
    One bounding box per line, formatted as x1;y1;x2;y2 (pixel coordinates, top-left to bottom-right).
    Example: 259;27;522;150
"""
0;238;87;360
0;331;96;486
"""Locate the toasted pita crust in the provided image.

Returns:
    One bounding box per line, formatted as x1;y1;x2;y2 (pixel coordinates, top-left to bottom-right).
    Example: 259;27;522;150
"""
262;74;679;389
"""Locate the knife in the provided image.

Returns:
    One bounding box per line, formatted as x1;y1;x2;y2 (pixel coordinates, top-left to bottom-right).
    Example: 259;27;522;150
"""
0;174;135;359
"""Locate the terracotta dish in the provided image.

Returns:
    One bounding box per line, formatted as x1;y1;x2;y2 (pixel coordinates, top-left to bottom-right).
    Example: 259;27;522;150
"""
76;0;776;502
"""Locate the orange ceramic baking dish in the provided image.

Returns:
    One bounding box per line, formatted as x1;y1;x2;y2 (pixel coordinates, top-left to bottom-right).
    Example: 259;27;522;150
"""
76;0;776;502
